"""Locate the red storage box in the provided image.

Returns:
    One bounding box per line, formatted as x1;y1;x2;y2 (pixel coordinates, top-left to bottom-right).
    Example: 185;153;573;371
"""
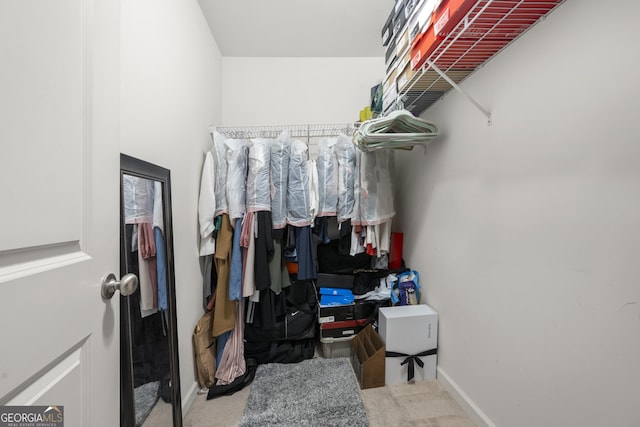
432;0;477;38
320;319;368;339
411;0;475;70
411;0;563;71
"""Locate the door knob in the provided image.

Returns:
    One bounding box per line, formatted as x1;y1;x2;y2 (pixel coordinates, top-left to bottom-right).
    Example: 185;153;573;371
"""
101;273;139;299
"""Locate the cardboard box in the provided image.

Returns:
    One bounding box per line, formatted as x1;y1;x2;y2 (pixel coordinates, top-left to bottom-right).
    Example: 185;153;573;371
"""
383;67;398;96
382;82;399;112
396;50;415;92
394;26;411;62
351;324;385;389
379;304;438;385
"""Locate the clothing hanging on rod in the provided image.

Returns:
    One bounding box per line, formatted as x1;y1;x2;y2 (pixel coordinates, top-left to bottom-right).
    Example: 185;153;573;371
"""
197;122;400;387
203;123;398;259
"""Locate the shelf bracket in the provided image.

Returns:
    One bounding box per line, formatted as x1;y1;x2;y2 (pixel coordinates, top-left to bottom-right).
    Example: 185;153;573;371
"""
425;59;492;126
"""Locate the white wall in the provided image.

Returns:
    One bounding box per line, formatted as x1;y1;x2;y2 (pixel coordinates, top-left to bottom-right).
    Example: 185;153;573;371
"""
120;0;222;410
222;57;384;125
394;2;640;426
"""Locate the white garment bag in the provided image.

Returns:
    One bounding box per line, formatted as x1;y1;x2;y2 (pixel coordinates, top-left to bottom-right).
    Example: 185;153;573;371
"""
316;137;338;217
225;138;249;223
335;134;357;223
270;131;290;229
212;131;229;217
287;139;312;226
246;138;272;213
359;149;395;226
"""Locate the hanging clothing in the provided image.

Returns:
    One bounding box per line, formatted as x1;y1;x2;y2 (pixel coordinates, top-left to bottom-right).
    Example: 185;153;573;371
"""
138;222;158;313
211;131;229;218
316;137;338;217
215;301;246;385
308;158;319;223
240;212;256;298
152;181;164;233
246;138;272;213
313;216;331;245
270;131;290;229
228;217;244;301
212;214;236;337
350;224;366;257
151;180;168;311
358;149;395;226
295;225;317;281
254;211;274;291
198;150;216;256
202;254;214;309
123;175;154;225
215;330;230;369
338;219;352;255
336;134;357;223
137;244;157;317
225;139;249;223
269;236;291;294
286;140;313;227
154;226;168;311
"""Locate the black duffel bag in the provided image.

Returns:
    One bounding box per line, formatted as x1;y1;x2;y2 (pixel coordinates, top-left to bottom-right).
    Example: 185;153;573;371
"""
244;301;316;342
244;280;318;342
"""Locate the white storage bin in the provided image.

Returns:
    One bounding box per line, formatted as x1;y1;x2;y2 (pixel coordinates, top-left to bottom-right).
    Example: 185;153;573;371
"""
378;304;438;385
320;335;354;358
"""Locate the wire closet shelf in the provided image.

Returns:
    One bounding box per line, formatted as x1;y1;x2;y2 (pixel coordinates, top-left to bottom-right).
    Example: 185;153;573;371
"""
393;0;565;119
214;123;359;140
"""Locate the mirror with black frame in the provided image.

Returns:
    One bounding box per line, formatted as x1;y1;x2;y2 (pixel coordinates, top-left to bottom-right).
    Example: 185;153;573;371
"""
120;154;182;427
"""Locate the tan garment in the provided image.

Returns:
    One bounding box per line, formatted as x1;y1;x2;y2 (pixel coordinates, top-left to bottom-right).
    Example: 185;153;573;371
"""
212;214;236;337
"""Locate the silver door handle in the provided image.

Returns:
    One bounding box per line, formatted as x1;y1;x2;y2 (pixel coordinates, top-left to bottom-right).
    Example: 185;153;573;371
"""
101;273;138;299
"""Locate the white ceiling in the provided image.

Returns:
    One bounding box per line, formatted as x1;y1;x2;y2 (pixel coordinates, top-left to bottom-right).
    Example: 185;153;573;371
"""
197;0;394;57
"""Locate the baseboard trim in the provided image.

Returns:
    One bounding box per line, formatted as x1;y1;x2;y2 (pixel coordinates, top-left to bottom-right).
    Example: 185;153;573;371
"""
182;380;199;416
437;367;497;427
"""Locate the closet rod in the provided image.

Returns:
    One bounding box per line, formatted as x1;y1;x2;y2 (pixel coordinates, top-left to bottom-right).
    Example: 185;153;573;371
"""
213;123;358;139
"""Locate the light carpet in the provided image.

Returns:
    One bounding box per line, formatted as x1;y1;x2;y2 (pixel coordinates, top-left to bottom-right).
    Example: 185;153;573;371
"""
239;357;368;427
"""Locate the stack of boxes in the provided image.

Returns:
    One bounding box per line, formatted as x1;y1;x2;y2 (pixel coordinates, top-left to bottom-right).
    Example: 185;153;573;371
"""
381;0;564;115
382;0;443;112
318;279;391;358
349;303;439;389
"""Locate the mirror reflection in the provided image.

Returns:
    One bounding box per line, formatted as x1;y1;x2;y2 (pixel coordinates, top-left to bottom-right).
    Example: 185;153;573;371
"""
122;174;173;426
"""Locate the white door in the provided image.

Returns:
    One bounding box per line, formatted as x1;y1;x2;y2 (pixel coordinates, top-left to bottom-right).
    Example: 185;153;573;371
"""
0;1;121;426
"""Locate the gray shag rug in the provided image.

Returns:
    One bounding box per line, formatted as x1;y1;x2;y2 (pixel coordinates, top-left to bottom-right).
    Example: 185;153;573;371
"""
239;357;368;427
134;381;159;426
